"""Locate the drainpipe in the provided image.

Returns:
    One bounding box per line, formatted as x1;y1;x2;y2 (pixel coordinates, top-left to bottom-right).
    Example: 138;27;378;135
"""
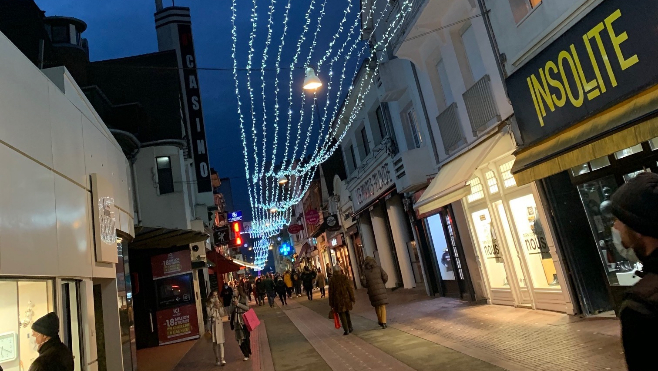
476;0;508;95
411;63;440;165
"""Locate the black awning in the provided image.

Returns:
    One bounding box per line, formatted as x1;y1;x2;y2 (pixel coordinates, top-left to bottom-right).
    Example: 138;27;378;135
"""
131;226;209;249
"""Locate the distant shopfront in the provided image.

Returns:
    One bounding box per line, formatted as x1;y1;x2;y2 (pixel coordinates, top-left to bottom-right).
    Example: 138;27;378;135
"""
506;0;658;315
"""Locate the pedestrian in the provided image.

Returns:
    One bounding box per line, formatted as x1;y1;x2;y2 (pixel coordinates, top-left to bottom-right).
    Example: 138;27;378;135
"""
264;274;276;307
301;266;317;300
283;270;294;298
28;312;74;371
206;291;226;366
316;269;326;298
229;287;252;361
220;282;234;310
292;269;303;297
244;279;253;302
255;277;266;306
275;275;288;305
326;263;333;282
360;256;389;329
608;173;658;370
329;265;355;335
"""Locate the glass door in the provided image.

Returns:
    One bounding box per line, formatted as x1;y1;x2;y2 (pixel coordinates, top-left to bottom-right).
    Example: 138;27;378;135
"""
494;201;532;304
61;281;83;371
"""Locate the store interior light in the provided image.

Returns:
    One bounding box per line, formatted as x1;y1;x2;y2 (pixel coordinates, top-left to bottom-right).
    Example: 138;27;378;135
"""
303;67;322;90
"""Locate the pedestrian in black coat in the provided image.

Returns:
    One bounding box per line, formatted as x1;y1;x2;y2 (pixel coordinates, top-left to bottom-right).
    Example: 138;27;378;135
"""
301;266;317;300
220;283;234;308
610;173;658;370
29;312;74;371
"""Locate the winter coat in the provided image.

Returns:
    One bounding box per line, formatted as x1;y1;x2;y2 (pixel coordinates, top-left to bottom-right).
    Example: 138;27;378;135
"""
621;250;658;370
316;272;326;287
360;256;389;307
229;295;250;343
275;279;287;295
255;279;266;294
220;286;234;307
283;273;293;288
207;299;226;344
264;278;276;294
329;272;355;313
28;336;74;371
301;270;317;289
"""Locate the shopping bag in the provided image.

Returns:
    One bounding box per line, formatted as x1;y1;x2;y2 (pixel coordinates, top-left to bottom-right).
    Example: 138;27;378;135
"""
242;308;260;332
333;311;341;329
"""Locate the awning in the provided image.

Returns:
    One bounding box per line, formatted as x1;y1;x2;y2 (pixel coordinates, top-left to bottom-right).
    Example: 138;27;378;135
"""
207;250;244;274
131;226;209;249
414;131;515;215
512;84;658;186
231;258;260;270
299;242;312;258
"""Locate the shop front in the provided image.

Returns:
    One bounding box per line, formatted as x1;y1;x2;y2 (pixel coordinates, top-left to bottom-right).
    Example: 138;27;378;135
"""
416;129;573;312
506;0;658;315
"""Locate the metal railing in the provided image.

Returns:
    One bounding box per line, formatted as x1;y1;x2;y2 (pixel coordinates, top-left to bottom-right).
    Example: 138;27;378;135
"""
462;75;500;135
436;102;465;155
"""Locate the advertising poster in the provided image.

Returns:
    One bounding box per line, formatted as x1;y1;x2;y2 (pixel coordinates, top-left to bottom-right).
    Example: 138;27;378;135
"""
151;250;192;279
156;304;199;345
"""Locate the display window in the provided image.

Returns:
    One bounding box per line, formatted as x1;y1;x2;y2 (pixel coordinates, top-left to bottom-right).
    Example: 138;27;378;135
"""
0;279;54;371
155;273;194;309
427;214;454;281
494;201;527;288
471;208;509;289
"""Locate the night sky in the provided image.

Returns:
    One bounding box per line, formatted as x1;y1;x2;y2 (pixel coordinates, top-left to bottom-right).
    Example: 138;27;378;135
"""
36;0;364;223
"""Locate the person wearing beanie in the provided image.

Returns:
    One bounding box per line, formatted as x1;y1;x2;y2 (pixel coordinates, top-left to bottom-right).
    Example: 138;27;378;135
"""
610;172;658;371
29;312;74;371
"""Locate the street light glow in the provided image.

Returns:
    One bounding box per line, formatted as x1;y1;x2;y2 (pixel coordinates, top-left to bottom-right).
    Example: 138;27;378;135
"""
303;67;322;90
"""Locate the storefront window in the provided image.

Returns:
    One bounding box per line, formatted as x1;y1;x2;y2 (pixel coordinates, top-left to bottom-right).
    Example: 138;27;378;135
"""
485;171;499;194
577;176;641;286
499;161;516;188
614;144;644;160
471;208;508;288
649;137;658;151
467;177;484;203
494;202;527;288
427;214;454;280
0;280;54;371
508;194;560;288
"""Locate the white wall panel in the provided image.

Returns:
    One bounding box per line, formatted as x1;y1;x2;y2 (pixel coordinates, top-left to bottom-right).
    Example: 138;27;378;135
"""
0;145;58;276
49;87;87;187
54;177;92;278
82;118;109;184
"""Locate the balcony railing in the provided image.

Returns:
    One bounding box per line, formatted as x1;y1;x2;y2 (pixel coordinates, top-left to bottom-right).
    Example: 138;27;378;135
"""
436;102;465;155
462;75;500;135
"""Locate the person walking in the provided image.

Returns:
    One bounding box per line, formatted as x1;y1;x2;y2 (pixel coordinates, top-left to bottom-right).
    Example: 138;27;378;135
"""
325;263;333;282
264;274;276;308
360;256;389;329
316;269;326;298
244;279;253;302
275;275;288;305
292;269;302;297
220;282;234;310
255;277;266;306
28;312;74;371
206;291;226;366
329;265;355;335
608;173;658;370
301;266;317;300
229;287;252;361
283;270;293;298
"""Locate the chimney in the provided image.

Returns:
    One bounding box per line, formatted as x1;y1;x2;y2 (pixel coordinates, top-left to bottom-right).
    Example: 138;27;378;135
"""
155;0;163;11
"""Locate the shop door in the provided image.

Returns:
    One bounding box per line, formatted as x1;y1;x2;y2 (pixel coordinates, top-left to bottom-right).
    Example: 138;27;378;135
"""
61;281;83;371
426;214;461;298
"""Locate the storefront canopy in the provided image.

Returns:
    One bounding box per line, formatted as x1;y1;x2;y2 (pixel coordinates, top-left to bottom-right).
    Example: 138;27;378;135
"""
131;226;209;249
511;85;658;186
414;131;514;215
207;250;245;274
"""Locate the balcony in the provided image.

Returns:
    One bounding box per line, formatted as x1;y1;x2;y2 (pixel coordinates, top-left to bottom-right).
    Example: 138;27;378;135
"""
436;102;465;155
390;0;428;51
462;75;500;136
392;146;432;193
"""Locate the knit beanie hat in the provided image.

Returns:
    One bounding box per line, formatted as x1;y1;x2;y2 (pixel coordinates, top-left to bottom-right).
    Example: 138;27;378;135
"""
611;172;658;238
32;312;59;337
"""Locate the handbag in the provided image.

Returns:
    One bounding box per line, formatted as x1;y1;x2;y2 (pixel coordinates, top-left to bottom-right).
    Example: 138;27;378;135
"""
242;308;260;332
333;311;341;329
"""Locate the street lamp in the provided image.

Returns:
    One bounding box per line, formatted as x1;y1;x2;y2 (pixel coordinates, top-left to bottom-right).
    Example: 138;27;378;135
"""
303;67;322;90
277;174;288;184
270;207;278;213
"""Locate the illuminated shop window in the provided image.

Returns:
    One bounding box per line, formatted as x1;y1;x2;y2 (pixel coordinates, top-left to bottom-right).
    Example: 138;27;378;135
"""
467;177;484;203
614;144;644;160
485;171;499;194
623;169;651;183
499;161;517;188
571;163;590;177
590;156;611;171
649;137;658;151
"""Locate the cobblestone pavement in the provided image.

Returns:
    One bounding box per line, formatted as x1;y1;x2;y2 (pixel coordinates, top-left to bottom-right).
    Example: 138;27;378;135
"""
348;288;626;371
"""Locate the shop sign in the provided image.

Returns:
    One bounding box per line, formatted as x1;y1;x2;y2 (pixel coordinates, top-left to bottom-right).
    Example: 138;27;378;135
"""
330;235;343;247
507;1;658;147
325;214;341;231
178;24;212;193
242;221;252;234
156;304;199;345
305;210;320;225
352;162;392;208
90;173;117;264
151;250;192;279
228;210;243;222
288;224;303;234
213;226;230;246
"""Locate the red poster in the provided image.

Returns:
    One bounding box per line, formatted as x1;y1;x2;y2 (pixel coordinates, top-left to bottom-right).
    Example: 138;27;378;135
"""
151;250;192;279
156;304;199;345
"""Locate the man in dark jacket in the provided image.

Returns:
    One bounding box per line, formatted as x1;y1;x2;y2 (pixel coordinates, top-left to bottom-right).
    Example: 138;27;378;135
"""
301;266;317;300
610;173;658;370
29;312;74;371
220;282;234;309
264;274;276;307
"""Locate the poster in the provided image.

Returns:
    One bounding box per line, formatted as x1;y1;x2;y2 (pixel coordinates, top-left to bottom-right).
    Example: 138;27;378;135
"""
151;250;192;279
156;304;199;345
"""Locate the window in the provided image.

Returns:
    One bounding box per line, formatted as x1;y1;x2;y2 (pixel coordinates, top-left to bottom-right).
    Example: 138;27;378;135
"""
349;145;357;170
360;127;371;156
436;60;454;106
461;25;487;82
485;171;499;194
614;144;643;160
467;177;484;203
375;106;387;144
407;107;423;148
51;25;69;44
499;161;517;188
156;156;174;194
509;0;542;24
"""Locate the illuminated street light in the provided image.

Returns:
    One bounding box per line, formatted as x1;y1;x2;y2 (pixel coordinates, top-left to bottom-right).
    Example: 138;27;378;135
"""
303;67;322;90
277;174;288;184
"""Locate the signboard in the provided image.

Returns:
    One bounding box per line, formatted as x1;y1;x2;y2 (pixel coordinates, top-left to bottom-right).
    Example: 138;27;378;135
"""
287;224;303;234
228;210;243;222
325;214;341;231
178;24;212;193
151;250;192;279
506;1;658;147
156;304;199;345
213;226;230;245
351;162;393;209
242;221;252;234
305;210;320;225
90;173;117;264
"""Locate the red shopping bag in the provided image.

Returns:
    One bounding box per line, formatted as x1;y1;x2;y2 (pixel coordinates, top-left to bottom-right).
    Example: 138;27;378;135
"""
333;311;341;329
242;308;260;332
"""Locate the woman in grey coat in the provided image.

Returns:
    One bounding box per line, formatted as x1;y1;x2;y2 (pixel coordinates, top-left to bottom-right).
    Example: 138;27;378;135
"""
360;256;389;329
229;287;251;360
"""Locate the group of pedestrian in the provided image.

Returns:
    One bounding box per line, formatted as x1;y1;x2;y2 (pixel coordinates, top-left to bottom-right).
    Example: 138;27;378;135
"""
205;284;254;365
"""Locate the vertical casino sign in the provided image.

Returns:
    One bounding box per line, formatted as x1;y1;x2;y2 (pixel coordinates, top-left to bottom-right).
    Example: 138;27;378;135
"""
178;24;212;193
